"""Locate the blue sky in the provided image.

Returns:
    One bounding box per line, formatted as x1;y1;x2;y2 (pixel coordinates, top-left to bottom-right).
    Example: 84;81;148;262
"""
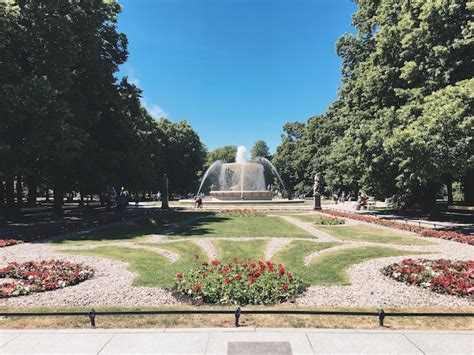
117;0;356;153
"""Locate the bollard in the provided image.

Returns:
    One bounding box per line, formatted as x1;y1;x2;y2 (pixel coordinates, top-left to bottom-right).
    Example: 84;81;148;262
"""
235;307;241;327
88;308;96;328
378;309;385;327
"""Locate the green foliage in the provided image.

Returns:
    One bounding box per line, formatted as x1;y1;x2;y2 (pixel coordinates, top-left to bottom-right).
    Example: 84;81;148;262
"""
250;140;271;160
205;145;237;166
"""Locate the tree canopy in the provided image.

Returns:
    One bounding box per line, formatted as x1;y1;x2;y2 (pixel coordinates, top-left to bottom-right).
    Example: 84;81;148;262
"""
273;0;473;208
0;0;205;214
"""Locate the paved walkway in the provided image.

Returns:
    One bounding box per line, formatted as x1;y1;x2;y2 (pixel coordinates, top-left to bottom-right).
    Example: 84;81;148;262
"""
1;328;472;354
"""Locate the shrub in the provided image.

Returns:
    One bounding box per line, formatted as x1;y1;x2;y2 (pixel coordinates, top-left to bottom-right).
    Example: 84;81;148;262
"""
175;257;305;305
0;239;22;248
313;216;345;225
382;259;473;298
216;209;266;218
321;210;473;245
0;260;94;298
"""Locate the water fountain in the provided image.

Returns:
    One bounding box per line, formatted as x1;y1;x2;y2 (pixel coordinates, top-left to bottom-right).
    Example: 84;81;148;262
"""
196;146;290;202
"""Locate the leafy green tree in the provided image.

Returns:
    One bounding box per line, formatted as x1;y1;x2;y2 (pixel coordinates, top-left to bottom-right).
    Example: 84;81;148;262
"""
205;145;237;167
250;140;271;160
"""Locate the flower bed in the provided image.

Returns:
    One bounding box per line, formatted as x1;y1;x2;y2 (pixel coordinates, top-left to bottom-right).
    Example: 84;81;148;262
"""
382;259;474;298
321;210;474;245
175;257;305;305
216;209;266;218
0;260;94;298
0;239;22;248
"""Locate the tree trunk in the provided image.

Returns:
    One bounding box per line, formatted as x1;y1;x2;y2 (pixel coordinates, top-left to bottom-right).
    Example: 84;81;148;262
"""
5;177;15;208
0;181;5;215
27;175;37;206
463;169;474;205
53;186;63;215
45;188;50;202
16;175;23;206
446;176;453;205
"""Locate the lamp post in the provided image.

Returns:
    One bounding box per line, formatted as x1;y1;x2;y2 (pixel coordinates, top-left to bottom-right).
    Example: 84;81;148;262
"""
313;173;321;210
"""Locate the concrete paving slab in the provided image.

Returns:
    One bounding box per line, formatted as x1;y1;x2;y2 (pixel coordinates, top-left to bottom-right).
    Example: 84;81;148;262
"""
206;331;313;355
307;332;423;354
1;333;113;354
0;333;19;348
165;327;256;333
228;341;293;355
404;333;474;355
100;332;209;354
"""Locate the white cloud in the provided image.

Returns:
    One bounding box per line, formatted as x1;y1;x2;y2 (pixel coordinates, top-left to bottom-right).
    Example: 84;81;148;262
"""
143;100;167;120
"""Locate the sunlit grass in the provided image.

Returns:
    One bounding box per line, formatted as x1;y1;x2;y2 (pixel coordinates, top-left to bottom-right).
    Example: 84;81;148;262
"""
318;224;434;245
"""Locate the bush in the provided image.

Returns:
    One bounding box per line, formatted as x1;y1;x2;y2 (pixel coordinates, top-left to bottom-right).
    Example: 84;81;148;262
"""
175;257;305;305
0;260;94;298
313;216;345;225
382;259;473;297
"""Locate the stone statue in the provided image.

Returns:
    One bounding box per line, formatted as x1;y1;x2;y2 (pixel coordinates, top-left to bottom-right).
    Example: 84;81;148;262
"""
313;173;321;210
313;173;320;195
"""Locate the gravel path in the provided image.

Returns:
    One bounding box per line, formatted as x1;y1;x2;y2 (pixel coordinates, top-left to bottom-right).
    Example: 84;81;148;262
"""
193;239;218;260
265;238;293;260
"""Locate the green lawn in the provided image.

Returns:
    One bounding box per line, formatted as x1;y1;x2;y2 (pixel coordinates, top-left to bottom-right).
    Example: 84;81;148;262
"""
272;241;339;285
49;212;208;245
166;216;312;238
63;240;206;287
307;246;427;285
213;239;268;262
317;225;434;245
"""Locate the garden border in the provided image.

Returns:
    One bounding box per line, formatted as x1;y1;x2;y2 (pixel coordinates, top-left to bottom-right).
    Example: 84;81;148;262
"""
1;308;473;328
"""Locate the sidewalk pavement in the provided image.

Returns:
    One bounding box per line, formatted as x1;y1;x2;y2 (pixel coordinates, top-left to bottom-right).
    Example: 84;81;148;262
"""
1;328;472;354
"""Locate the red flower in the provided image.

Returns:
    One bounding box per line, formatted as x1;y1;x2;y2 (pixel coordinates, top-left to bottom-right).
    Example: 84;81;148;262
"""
224;277;232;284
211;260;221;266
248;277;257;284
176;272;183;279
193;284;202;293
235;274;242;280
280;284;288;291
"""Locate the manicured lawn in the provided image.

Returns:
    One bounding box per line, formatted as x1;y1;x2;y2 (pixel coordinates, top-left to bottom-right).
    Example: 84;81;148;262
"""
63;240;206;287
50;212;208;245
308;246;427;285
213;239;268;262
317;225;434;245
272;241;339;285
166;216;312;238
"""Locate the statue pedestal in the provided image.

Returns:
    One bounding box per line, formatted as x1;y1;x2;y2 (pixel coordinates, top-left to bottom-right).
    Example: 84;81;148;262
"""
314;194;321;210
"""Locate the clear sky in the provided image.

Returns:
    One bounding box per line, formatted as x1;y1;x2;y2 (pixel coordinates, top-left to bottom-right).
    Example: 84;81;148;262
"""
117;0;356;153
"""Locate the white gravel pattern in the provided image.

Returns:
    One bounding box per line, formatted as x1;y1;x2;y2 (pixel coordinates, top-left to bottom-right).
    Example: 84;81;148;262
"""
193;239;218;260
265;238;293;260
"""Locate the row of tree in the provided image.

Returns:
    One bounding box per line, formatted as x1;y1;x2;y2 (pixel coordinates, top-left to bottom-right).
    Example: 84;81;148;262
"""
273;0;473;209
0;0;205;215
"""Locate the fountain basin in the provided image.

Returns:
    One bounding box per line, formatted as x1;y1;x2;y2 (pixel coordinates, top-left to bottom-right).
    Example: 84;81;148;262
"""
210;190;273;201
